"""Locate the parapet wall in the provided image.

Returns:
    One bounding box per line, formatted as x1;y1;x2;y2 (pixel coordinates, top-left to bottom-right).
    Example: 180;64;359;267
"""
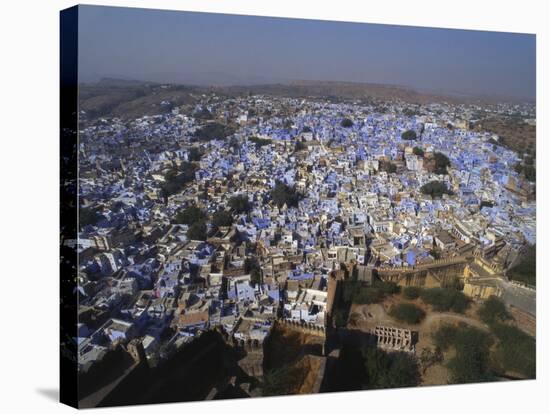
275;318;327;339
377;256;470;287
377;256;469;274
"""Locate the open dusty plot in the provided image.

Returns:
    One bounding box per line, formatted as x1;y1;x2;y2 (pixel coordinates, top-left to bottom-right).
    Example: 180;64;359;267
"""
347;295;491;385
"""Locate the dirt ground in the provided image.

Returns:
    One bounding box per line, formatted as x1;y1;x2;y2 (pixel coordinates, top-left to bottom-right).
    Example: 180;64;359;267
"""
262;324;326;395
296;355;325;394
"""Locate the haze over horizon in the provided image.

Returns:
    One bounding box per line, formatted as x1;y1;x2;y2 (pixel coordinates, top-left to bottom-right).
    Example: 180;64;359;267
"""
78;5;536;101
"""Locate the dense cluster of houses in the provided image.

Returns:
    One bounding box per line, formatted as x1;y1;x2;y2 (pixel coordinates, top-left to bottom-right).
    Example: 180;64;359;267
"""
73;93;535;372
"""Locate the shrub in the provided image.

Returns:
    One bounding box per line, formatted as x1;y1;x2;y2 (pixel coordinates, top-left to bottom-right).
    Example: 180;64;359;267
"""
402;286;421;300
341;280;359;303
491;323;535;378
420;288;470;313
432;324;458;351
353;288;384;305
376;281;400;295
362;348;420;389
262;364;306;396
449;292;470;313
419;347;443;373
342;281;398;305
477;296;511;325
389;303;426;324
333;308;349;328
343;281;378;304
447;326;494;383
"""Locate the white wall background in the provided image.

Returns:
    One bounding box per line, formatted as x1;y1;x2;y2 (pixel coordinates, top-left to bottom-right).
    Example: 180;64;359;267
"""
0;0;547;412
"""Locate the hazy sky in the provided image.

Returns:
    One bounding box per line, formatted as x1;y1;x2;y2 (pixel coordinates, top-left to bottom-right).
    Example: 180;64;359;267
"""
78;5;536;100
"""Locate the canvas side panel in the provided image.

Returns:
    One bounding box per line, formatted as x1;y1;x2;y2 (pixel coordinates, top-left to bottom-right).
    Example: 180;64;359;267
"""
60;5;79;409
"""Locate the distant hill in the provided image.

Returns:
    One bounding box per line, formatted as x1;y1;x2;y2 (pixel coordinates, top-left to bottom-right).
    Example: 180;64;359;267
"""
78;78;518;121
220;80;459;104
79;78;199;120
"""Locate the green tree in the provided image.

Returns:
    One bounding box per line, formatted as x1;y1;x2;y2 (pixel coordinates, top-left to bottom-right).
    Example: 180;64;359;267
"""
79;207;101;229
447;326;494;384
187;147;203;161
244;257;262;286
389;303;426;324
420;287;470;313
420;181;452;198
480;200;494;209
433;152;451;174
193;106;213;120
523;165;536;182
161;162;198;198
401;130;417;140
490;323;535;378
194;123;235;141
294;140;307;152
211;209;234;227
187;220;207;241
270;181;301;208
508;245;536;286
380;160;397;173
228;195;251;214
340;118;354;128
477;296;511;325
174;205;206;225
249;136;271;147
412;147;424;157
